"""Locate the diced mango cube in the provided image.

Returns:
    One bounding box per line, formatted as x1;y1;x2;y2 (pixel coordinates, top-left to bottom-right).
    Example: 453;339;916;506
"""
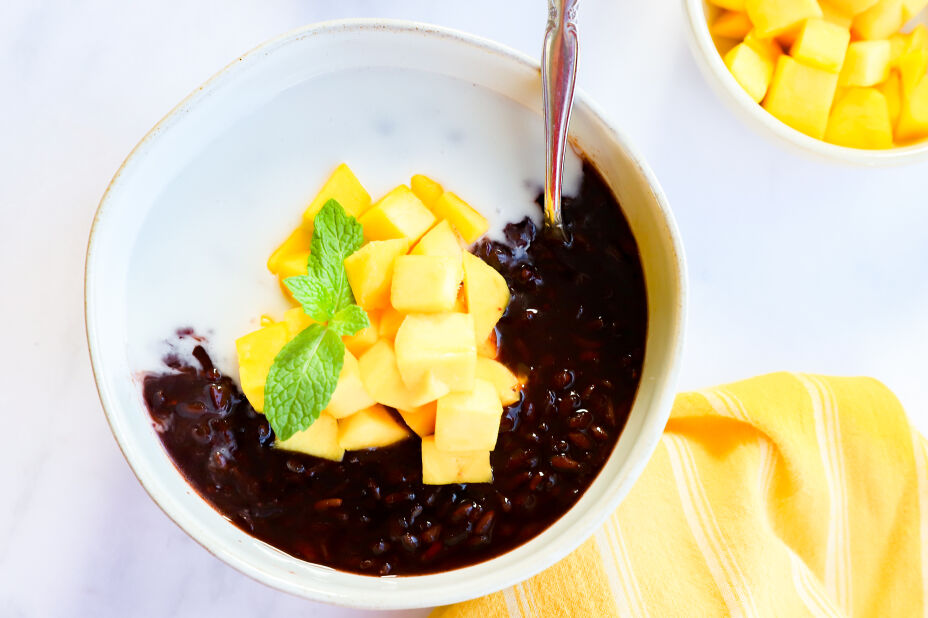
477;332;499;359
379;306;406;340
852;0;904;40
790;19;851;72
429;192;490;244
267;227;310;278
764;56;840;138
275;412;344;461
903;0;928;19
325;349;376;419
462;252;510;344
828;0;879;15
337;405;411;450
344;238;410;310
897;77;928;142
235;322;289;413
453;288;468;312
434;380;504;452
397;402;437;437
302;163;372;232
711;11;754;39
343;310;380;357
421;436;491;485
391;255;463;313
282;306;314;337
839;40;892;87
899;50;928;96
745;0;822;38
394;313;477;393
725;43;775;101
359;339;449;410
878;70;903;125
359;186;436;244
410;175;445;207
825;87;894;148
411;220;465;258
475;357;522;406
745;30;783;61
907;25;928;53
820;2;854;27
891;32;909;64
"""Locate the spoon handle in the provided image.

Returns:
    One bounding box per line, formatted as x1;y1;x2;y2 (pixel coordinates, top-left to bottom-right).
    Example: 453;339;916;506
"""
542;0;579;237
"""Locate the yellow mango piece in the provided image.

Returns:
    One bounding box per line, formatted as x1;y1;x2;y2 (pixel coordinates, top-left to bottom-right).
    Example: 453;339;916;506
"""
379;306;405;340
899;50;928;96
462;252;510;344
745;0;822;38
411;220;465;258
421;436;491;485
790;19;851;72
394;313;477;393
828;0;879;14
302;163;372;233
475;357;522;406
825;87;894;147
878;70;903;125
344;238;410;310
343;310;380;357
820;1;854;27
708;0;746;11
359;339;449;410
725;43;774;101
897;77;928;142
744;30;784;64
282;307;314;337
852;0;904;40
764;56;840;138
434;380;504;452
711;11;754;38
907;25;928;53
839;40;892;86
891;32;909;64
338;405;411;451
410;174;445;207
275;412;344;462
235;322;289;413
429;192;490;244
903;0;928;18
477;332;499;359
397;402;437;437
325;349;376;419
359;186;436;244
267;227;310;278
391;255;463;313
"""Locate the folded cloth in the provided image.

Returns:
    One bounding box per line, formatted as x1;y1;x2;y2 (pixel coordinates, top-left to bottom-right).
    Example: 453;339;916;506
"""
434;373;926;617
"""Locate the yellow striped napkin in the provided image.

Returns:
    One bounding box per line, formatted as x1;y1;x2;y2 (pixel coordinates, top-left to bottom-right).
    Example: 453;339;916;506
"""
434;373;926;617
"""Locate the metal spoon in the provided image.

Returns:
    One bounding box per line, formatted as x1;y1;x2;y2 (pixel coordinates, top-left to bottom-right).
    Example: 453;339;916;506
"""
542;0;580;240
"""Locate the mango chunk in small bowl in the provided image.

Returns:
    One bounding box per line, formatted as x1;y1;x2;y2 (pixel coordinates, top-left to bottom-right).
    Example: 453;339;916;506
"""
683;0;928;164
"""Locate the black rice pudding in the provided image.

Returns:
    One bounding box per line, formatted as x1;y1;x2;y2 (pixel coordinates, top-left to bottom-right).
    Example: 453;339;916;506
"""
142;161;648;575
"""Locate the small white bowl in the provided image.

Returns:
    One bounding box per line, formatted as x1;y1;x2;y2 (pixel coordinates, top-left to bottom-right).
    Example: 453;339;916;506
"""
86;19;686;609
683;0;928;165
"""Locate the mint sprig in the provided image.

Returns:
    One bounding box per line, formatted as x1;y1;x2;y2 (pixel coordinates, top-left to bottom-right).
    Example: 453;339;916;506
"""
265;200;370;441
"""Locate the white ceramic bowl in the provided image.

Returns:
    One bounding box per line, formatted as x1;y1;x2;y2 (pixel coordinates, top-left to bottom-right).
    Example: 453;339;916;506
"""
86;19;686;609
683;0;928;165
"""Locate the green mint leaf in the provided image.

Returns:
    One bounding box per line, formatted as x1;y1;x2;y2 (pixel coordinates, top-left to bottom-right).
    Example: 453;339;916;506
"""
264;323;345;442
309;199;364;316
328;304;370;337
283;275;333;323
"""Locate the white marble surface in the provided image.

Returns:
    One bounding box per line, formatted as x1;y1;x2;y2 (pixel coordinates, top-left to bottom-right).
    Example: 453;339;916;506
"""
1;1;926;616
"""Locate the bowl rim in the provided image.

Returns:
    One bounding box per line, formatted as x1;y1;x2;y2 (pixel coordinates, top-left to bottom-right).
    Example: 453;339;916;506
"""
682;0;928;166
85;18;687;608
